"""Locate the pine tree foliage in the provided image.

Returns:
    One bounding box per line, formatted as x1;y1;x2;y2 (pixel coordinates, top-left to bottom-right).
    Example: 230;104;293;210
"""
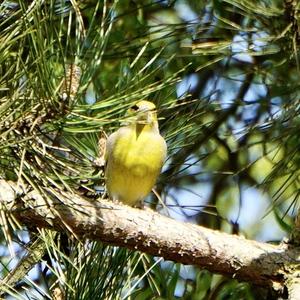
0;0;300;299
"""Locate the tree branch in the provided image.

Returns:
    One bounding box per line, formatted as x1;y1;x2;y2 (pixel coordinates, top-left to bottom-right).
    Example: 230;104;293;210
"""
0;180;298;297
0;237;47;297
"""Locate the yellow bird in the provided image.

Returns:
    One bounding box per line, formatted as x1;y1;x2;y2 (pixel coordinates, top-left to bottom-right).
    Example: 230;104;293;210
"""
105;100;167;206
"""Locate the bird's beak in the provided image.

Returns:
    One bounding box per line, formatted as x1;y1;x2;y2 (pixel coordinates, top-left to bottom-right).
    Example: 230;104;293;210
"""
147;110;157;124
137;109;156;125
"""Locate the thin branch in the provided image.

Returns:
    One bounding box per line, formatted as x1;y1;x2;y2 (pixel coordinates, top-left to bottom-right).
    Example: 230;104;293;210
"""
0;237;47;297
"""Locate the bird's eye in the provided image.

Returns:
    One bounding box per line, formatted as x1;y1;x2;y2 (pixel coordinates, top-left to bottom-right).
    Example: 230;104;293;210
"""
131;104;139;111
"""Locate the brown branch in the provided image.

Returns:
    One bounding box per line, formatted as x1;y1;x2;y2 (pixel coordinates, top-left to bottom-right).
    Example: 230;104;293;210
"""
0;180;299;297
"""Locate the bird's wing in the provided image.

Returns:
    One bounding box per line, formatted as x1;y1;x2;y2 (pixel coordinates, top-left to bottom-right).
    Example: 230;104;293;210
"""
105;131;118;163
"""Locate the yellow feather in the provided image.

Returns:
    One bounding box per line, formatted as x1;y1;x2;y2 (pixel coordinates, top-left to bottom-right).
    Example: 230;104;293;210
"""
105;101;167;206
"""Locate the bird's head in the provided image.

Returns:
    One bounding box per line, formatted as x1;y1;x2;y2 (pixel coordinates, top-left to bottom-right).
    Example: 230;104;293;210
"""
127;100;158;126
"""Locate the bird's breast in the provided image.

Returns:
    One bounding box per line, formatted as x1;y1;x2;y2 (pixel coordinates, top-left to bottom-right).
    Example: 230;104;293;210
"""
110;129;166;177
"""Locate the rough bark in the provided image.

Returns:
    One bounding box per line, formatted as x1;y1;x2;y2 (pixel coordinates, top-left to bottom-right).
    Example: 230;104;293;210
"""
0;179;299;297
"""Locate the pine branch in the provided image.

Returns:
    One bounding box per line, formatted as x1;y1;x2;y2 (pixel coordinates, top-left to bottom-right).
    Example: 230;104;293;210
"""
0;237;47;297
0;180;299;298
